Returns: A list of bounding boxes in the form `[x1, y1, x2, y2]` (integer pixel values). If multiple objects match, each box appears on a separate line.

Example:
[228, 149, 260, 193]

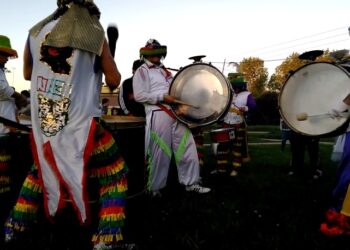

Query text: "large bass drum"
[169, 63, 232, 127]
[279, 62, 350, 137]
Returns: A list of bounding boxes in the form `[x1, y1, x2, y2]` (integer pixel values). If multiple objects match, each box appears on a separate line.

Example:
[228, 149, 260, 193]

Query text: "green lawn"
[5, 125, 348, 250]
[127, 125, 349, 250]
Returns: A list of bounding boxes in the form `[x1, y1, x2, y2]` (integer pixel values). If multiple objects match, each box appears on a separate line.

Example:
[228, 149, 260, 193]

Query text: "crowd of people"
[2, 0, 350, 250]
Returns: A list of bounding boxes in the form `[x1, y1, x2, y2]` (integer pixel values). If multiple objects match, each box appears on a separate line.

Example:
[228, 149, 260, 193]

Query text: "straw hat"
[0, 35, 18, 58]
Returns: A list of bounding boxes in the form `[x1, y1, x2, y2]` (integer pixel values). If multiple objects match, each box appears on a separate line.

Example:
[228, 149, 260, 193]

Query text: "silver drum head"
[169, 63, 232, 127]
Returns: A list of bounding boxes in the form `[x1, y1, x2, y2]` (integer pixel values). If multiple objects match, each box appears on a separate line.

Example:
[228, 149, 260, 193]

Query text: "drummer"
[133, 38, 210, 196]
[213, 73, 256, 176]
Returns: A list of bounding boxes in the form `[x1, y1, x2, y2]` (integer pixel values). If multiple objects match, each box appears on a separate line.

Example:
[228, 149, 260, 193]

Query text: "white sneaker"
[150, 190, 162, 198]
[93, 242, 115, 250]
[185, 184, 211, 194]
[313, 169, 323, 179]
[230, 170, 238, 176]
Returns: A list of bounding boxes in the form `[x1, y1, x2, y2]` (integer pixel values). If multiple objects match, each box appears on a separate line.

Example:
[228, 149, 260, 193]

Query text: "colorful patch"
[38, 93, 70, 137]
[40, 33, 73, 75]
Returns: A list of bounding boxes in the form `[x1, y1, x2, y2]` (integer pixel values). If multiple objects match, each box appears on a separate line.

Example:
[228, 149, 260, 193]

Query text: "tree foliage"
[239, 57, 268, 98]
[274, 53, 305, 86]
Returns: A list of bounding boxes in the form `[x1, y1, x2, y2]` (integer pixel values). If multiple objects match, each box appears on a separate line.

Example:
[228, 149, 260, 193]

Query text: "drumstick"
[296, 112, 332, 121]
[172, 99, 199, 109]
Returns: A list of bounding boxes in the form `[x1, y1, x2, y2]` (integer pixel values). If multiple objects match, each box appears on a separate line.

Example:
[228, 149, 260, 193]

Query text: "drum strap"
[157, 104, 176, 119]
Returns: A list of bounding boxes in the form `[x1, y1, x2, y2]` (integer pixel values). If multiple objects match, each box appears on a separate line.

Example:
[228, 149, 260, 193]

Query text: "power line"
[239, 26, 349, 55]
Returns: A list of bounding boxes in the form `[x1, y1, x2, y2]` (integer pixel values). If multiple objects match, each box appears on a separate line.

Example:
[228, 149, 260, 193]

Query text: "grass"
[5, 125, 349, 250]
[125, 125, 350, 250]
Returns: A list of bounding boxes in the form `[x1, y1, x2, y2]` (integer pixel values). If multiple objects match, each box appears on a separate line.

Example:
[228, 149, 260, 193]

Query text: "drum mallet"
[296, 111, 348, 121]
[172, 99, 199, 109]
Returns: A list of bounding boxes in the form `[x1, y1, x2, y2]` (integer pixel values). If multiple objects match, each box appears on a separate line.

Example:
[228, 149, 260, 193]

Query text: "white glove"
[328, 109, 343, 120]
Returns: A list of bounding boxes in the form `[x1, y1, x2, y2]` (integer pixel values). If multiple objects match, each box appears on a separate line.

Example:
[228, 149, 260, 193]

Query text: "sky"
[1, 0, 350, 91]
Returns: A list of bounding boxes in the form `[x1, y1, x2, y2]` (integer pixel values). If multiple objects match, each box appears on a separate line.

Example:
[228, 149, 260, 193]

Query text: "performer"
[133, 38, 210, 196]
[320, 94, 350, 235]
[0, 35, 28, 248]
[119, 59, 145, 117]
[213, 73, 256, 177]
[288, 130, 322, 179]
[4, 1, 128, 250]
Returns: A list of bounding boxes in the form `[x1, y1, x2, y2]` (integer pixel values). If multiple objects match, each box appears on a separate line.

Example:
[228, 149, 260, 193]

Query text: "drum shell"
[169, 63, 232, 128]
[210, 128, 235, 143]
[279, 62, 350, 137]
[101, 115, 146, 195]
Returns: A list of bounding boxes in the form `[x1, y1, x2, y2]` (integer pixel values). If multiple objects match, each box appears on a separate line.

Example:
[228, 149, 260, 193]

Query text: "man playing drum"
[133, 38, 210, 196]
[213, 73, 256, 177]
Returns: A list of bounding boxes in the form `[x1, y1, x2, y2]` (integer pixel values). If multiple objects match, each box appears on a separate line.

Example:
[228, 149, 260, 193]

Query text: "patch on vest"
[40, 34, 73, 75]
[38, 94, 70, 136]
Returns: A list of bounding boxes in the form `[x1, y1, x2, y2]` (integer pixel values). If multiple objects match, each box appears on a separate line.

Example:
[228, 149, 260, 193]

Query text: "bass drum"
[279, 62, 350, 137]
[169, 63, 232, 127]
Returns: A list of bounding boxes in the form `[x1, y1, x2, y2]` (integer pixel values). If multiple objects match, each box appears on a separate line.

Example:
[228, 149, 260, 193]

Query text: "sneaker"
[313, 169, 323, 179]
[93, 242, 115, 250]
[230, 170, 238, 177]
[150, 190, 162, 198]
[185, 183, 211, 193]
[93, 242, 138, 250]
[210, 169, 227, 175]
[287, 171, 294, 176]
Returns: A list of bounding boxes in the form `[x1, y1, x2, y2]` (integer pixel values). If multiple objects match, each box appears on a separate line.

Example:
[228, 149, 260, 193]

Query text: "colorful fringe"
[4, 166, 42, 239]
[88, 131, 128, 247]
[4, 128, 128, 248]
[320, 209, 350, 236]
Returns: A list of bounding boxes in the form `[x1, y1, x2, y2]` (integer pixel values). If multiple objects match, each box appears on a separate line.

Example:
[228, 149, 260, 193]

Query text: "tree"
[274, 53, 305, 85]
[239, 57, 268, 98]
[266, 74, 281, 93]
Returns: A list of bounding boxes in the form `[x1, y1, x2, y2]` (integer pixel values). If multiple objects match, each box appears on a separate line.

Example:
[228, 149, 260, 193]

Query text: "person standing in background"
[280, 117, 291, 152]
[119, 59, 145, 117]
[0, 35, 27, 248]
[212, 73, 256, 177]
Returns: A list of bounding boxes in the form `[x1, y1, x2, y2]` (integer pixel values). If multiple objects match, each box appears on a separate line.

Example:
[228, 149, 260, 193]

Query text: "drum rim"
[169, 62, 232, 127]
[210, 127, 235, 132]
[278, 61, 350, 136]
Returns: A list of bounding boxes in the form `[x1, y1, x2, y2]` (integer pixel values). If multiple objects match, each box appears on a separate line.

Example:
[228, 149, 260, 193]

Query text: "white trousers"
[145, 108, 200, 191]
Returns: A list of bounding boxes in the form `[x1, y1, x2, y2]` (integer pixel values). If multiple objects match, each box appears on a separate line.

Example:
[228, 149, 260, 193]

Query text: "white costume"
[0, 68, 17, 135]
[133, 60, 200, 192]
[28, 19, 102, 222]
[223, 91, 251, 125]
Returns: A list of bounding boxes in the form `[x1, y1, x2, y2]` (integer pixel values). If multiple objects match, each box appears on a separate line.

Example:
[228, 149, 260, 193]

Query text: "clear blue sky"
[2, 0, 350, 91]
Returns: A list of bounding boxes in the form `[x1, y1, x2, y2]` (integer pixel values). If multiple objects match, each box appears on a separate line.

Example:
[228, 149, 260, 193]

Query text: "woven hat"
[139, 39, 167, 58]
[0, 35, 18, 58]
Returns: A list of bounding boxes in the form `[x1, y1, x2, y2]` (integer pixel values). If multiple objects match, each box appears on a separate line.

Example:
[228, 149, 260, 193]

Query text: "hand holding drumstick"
[163, 95, 199, 109]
